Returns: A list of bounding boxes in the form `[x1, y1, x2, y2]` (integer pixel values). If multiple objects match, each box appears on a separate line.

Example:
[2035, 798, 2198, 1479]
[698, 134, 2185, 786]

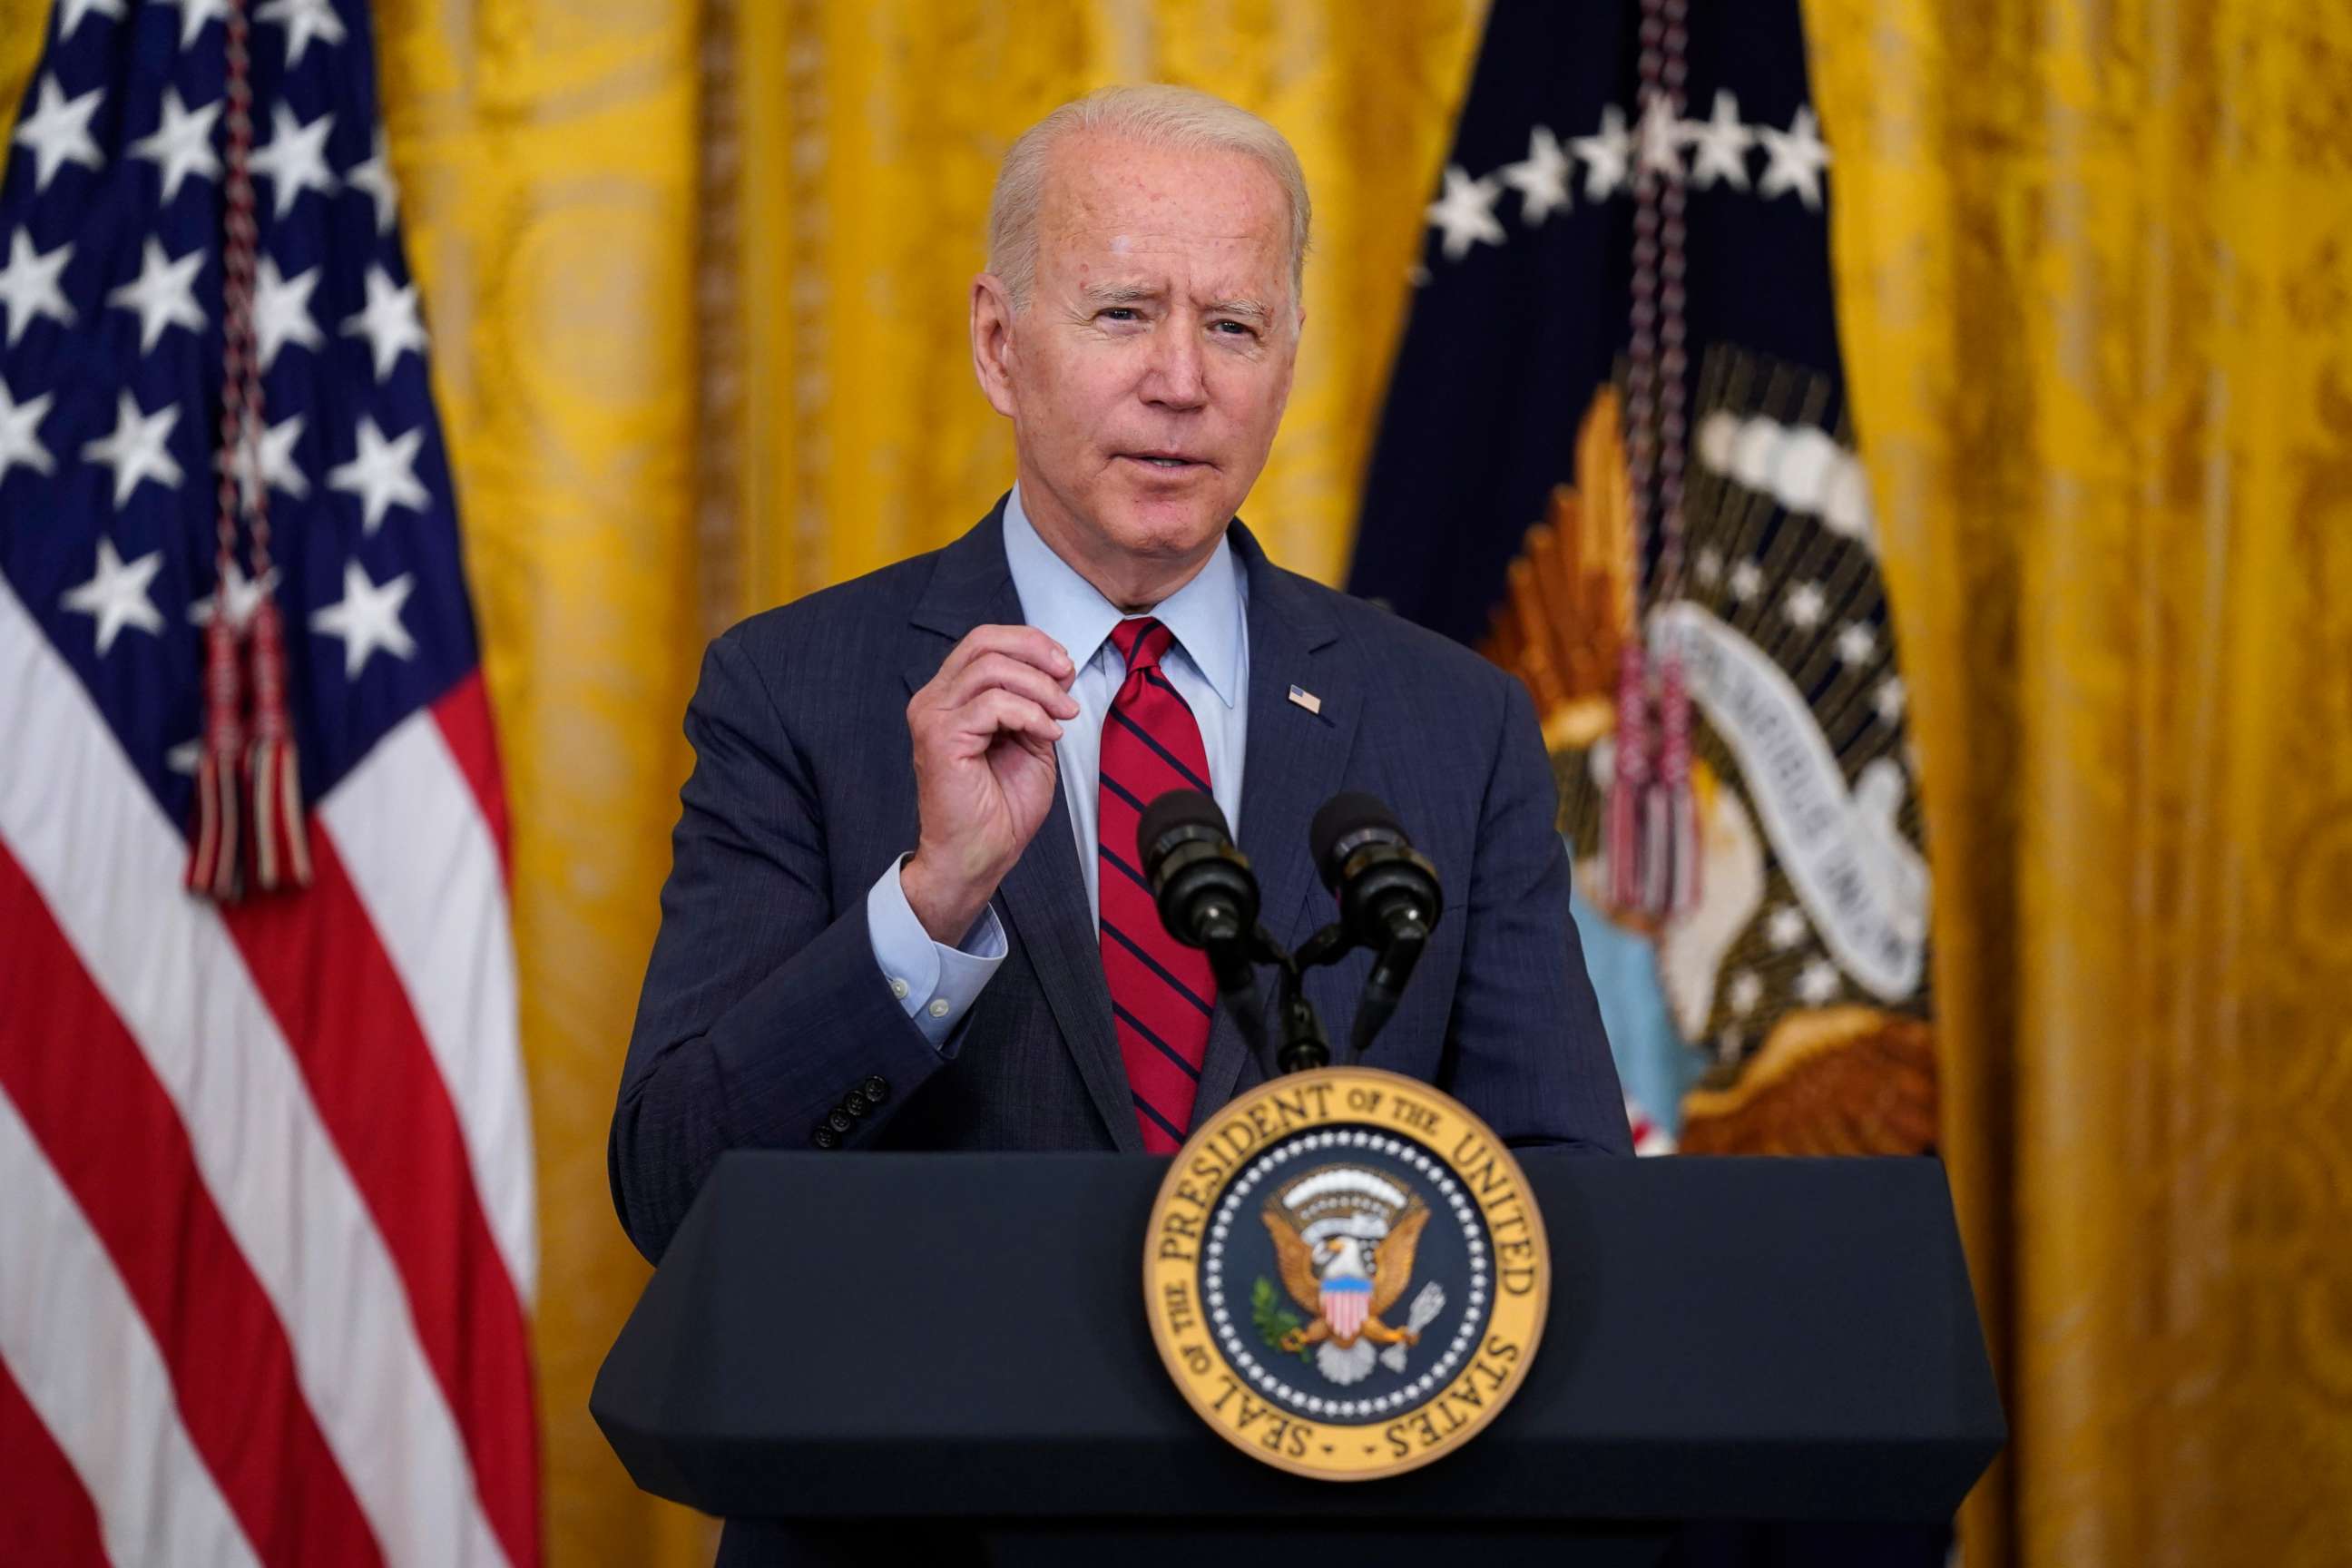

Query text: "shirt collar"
[1001, 485, 1246, 709]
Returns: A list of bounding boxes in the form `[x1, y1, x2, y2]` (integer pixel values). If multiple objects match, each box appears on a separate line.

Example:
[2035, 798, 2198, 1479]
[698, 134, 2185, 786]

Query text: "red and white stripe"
[1323, 1285, 1370, 1340]
[0, 576, 539, 1565]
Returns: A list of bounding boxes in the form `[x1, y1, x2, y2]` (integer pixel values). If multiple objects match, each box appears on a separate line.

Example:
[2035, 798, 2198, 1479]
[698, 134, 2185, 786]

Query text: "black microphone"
[1310, 792, 1443, 1054]
[1137, 789, 1259, 952]
[1137, 790, 1279, 1074]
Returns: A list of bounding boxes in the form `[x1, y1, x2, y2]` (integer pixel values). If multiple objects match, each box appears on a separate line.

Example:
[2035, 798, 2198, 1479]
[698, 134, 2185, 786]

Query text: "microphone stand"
[1230, 921, 1365, 1079]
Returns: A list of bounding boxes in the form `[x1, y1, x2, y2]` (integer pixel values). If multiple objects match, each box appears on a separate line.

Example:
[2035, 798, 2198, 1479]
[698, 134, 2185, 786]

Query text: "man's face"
[982, 132, 1300, 573]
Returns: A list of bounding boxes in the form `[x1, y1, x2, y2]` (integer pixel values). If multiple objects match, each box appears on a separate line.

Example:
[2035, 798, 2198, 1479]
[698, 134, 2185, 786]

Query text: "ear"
[970, 273, 1019, 419]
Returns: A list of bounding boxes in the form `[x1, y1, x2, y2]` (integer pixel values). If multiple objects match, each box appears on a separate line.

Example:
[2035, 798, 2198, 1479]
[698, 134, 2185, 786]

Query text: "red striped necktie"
[1095, 616, 1217, 1152]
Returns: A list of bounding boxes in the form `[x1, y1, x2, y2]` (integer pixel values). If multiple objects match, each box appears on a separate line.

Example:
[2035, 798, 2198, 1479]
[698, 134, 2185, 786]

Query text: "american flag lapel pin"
[1288, 684, 1323, 716]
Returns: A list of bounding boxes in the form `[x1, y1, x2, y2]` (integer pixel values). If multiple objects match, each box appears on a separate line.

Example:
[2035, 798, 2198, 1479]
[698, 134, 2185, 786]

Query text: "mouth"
[1117, 451, 1212, 473]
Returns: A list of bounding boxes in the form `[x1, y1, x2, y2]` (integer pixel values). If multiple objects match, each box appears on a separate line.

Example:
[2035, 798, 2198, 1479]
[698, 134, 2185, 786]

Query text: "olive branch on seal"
[1251, 1276, 1315, 1364]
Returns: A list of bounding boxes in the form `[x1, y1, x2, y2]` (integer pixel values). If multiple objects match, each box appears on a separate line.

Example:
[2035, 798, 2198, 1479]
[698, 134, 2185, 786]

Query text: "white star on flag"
[59, 536, 164, 655]
[1758, 105, 1832, 210]
[1728, 557, 1764, 603]
[129, 87, 222, 202]
[258, 0, 348, 66]
[328, 415, 429, 534]
[1726, 969, 1763, 1016]
[1424, 165, 1506, 261]
[253, 256, 325, 370]
[81, 390, 183, 506]
[54, 0, 126, 42]
[1636, 92, 1685, 182]
[106, 238, 206, 354]
[187, 559, 281, 633]
[1572, 106, 1632, 201]
[341, 265, 427, 381]
[309, 558, 417, 677]
[1796, 958, 1841, 1006]
[1686, 91, 1754, 190]
[1499, 125, 1572, 226]
[346, 127, 399, 235]
[222, 410, 309, 513]
[249, 103, 339, 219]
[11, 76, 105, 194]
[1875, 673, 1907, 724]
[1765, 904, 1808, 951]
[1784, 580, 1827, 630]
[155, 0, 231, 49]
[0, 376, 56, 484]
[1836, 622, 1877, 666]
[1694, 545, 1723, 587]
[0, 229, 76, 348]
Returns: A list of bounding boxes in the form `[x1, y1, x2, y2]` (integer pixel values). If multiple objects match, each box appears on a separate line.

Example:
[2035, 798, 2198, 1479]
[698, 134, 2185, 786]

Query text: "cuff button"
[862, 1075, 891, 1104]
[843, 1090, 871, 1116]
[810, 1126, 840, 1150]
[827, 1108, 856, 1133]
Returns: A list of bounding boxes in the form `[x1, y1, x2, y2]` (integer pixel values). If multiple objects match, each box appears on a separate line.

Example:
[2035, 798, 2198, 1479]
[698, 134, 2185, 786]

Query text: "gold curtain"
[1807, 2, 2352, 1564]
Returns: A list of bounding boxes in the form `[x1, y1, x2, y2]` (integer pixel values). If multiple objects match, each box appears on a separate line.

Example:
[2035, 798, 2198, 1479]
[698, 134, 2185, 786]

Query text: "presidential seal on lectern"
[1143, 1064, 1550, 1480]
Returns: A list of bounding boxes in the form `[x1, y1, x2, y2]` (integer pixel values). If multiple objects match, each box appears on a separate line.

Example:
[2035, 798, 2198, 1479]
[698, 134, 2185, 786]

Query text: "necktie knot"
[1111, 616, 1175, 674]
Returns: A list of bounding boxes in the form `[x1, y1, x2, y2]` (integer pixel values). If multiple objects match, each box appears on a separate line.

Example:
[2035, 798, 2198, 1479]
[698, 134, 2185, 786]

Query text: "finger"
[950, 689, 1064, 748]
[941, 652, 1083, 720]
[934, 624, 1074, 688]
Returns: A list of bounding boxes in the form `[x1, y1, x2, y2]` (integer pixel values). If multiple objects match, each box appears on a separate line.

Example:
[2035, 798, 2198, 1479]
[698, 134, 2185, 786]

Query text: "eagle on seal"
[1261, 1166, 1435, 1386]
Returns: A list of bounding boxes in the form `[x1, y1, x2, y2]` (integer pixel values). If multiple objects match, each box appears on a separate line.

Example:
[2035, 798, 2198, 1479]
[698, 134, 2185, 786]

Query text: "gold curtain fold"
[1807, 2, 2352, 1563]
[367, 3, 716, 1563]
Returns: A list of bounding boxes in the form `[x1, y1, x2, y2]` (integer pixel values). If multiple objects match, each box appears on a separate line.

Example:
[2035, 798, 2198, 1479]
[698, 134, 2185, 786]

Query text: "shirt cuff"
[865, 854, 1007, 1051]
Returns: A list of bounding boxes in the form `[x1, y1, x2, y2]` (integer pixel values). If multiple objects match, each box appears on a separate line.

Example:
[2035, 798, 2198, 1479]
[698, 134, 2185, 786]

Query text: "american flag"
[0, 1, 538, 1564]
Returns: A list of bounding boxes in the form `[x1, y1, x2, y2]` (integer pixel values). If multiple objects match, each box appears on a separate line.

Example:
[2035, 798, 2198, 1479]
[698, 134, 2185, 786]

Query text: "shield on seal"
[1321, 1277, 1371, 1339]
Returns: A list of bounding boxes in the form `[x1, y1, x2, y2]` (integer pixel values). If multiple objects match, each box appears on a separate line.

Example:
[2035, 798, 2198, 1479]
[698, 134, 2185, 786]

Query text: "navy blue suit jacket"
[612, 500, 1629, 1261]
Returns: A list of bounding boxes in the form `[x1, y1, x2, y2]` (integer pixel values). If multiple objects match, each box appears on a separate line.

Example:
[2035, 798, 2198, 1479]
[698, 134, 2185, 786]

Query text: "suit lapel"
[904, 500, 1141, 1152]
[1193, 525, 1357, 1120]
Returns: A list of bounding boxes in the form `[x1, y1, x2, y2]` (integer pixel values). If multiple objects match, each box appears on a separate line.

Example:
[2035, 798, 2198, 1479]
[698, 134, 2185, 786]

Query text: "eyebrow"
[1079, 281, 1161, 308]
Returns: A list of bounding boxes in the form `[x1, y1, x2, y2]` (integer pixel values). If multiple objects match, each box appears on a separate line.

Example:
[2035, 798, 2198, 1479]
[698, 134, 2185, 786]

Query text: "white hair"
[985, 83, 1311, 309]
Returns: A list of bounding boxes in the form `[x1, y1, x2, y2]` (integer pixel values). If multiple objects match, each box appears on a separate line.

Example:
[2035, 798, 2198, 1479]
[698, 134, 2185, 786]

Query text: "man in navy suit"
[612, 83, 1629, 1269]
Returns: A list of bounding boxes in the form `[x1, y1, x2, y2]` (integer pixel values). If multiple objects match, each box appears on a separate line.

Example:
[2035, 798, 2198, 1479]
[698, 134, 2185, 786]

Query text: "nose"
[1141, 318, 1208, 411]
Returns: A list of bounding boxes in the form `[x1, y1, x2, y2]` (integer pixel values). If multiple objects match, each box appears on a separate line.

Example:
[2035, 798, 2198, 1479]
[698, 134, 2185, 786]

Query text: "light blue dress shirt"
[865, 485, 1250, 1046]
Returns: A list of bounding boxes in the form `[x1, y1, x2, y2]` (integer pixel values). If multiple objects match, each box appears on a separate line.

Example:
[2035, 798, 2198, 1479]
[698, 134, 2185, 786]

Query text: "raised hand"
[900, 624, 1082, 942]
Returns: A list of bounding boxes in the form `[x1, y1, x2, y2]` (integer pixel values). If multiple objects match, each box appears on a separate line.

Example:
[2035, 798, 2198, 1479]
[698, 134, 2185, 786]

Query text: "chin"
[1098, 485, 1233, 560]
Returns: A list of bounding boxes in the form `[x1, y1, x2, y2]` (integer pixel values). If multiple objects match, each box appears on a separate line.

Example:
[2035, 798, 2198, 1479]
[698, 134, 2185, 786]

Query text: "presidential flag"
[1353, 0, 1936, 1161]
[0, 1, 537, 1563]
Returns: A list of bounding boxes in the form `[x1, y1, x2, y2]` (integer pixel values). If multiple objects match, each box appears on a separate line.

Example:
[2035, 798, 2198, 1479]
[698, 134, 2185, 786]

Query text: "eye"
[1099, 307, 1142, 322]
[1210, 319, 1257, 338]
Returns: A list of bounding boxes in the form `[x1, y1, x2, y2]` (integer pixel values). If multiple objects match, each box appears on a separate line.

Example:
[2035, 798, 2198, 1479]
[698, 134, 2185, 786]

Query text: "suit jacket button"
[810, 1126, 840, 1150]
[843, 1090, 871, 1116]
[862, 1075, 891, 1104]
[827, 1108, 856, 1133]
